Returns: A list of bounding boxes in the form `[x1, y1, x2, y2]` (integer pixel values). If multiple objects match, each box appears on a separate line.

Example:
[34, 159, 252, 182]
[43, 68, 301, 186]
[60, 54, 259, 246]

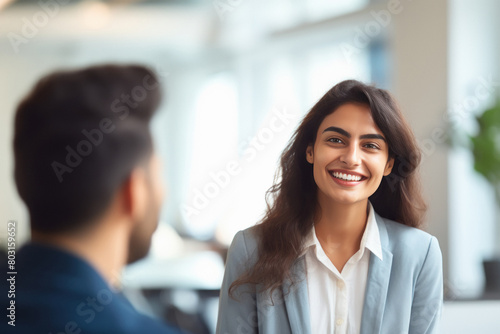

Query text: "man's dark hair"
[13, 64, 162, 233]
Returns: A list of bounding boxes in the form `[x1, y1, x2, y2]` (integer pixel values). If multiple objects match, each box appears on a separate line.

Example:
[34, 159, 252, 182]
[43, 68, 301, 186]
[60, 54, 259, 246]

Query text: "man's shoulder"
[0, 271, 182, 334]
[0, 243, 183, 334]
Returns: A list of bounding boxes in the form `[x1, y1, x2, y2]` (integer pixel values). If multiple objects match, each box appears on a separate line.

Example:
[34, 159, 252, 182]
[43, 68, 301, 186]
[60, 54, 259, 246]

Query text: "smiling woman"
[306, 103, 395, 211]
[216, 80, 443, 334]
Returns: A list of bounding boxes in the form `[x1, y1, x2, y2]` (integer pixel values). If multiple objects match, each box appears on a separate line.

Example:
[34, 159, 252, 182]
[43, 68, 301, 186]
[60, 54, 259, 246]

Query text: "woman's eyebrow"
[322, 126, 386, 142]
[360, 134, 387, 142]
[322, 126, 350, 137]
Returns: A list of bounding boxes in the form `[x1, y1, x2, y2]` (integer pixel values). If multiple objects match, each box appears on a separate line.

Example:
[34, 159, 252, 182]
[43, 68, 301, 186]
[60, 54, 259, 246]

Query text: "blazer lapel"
[360, 213, 393, 334]
[282, 256, 311, 334]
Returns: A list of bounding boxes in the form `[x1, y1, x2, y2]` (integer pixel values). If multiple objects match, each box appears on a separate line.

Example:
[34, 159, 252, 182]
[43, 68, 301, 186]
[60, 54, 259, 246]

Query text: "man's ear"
[122, 166, 148, 222]
[306, 145, 314, 164]
[383, 156, 395, 176]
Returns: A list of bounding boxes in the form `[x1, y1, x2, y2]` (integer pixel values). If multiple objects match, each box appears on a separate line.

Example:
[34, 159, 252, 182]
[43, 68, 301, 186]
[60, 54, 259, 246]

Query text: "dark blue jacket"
[1, 243, 183, 334]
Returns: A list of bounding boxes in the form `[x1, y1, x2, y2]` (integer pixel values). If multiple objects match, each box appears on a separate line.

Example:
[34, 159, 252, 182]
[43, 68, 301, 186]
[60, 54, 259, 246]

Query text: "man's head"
[13, 64, 164, 263]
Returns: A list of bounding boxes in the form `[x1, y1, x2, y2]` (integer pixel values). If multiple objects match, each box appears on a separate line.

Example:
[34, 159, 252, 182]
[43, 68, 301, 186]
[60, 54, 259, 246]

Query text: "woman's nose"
[340, 144, 361, 166]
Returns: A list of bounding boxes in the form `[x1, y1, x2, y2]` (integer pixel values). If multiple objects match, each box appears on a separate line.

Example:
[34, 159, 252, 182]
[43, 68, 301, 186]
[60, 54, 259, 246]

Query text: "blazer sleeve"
[216, 230, 259, 334]
[409, 236, 444, 334]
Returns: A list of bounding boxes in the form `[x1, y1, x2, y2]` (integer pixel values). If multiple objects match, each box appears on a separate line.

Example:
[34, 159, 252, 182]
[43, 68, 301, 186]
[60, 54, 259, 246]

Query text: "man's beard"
[126, 191, 160, 264]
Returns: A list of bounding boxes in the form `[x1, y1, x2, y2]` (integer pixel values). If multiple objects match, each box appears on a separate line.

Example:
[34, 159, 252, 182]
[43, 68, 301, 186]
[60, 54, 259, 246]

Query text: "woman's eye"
[327, 138, 343, 144]
[364, 143, 379, 149]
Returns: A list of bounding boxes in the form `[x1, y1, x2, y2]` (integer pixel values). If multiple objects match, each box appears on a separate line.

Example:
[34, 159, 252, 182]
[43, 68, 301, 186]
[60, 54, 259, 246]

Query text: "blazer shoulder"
[236, 225, 260, 251]
[379, 216, 441, 260]
[380, 216, 434, 242]
[226, 225, 261, 268]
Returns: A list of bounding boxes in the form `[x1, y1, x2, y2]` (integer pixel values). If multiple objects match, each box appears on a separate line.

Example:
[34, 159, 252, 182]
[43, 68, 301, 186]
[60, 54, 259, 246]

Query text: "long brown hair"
[229, 79, 426, 297]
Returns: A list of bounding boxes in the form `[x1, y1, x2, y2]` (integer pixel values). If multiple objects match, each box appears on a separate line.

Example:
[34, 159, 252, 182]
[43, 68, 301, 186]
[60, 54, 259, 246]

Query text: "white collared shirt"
[303, 202, 383, 334]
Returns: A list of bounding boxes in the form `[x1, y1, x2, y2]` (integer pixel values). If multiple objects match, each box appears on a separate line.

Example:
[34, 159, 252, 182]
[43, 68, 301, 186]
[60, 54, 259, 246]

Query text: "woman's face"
[306, 102, 394, 206]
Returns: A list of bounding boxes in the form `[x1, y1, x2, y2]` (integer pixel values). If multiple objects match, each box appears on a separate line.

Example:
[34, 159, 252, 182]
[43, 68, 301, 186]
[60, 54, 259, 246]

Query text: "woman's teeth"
[332, 171, 362, 181]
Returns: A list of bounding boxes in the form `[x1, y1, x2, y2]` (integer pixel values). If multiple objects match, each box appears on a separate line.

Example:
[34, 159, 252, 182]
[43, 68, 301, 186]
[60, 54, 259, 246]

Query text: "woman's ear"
[384, 157, 395, 176]
[306, 145, 314, 164]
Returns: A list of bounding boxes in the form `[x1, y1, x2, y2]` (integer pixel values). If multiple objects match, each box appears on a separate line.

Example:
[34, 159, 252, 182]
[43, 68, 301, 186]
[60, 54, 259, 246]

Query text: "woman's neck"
[314, 195, 369, 249]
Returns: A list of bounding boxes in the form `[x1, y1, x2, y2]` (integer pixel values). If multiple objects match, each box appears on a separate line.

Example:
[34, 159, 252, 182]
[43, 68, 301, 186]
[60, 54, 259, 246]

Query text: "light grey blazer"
[216, 212, 443, 334]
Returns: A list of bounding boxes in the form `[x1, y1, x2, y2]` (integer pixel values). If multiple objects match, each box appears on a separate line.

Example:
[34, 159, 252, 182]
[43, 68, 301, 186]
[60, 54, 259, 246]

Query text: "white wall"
[391, 0, 450, 282]
[442, 300, 500, 333]
[447, 0, 500, 297]
[391, 0, 500, 298]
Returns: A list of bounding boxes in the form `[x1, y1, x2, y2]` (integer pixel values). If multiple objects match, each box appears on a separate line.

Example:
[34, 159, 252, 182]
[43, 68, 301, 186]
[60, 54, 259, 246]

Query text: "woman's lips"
[329, 170, 367, 186]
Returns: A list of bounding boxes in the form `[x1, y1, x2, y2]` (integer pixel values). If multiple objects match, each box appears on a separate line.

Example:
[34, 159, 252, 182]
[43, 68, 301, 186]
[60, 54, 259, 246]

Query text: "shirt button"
[338, 281, 345, 290]
[336, 318, 344, 326]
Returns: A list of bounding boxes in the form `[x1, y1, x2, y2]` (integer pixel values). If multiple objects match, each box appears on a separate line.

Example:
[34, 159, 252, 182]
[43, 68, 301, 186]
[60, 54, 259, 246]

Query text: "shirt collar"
[301, 201, 383, 261]
[362, 201, 383, 260]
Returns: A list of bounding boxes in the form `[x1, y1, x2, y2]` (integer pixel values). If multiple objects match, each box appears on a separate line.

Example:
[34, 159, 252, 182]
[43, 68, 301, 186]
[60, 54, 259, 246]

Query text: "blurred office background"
[1, 0, 500, 332]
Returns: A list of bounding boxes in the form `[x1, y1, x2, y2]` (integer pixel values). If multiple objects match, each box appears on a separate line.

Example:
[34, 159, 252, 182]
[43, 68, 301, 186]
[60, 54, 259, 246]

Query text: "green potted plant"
[470, 100, 500, 298]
